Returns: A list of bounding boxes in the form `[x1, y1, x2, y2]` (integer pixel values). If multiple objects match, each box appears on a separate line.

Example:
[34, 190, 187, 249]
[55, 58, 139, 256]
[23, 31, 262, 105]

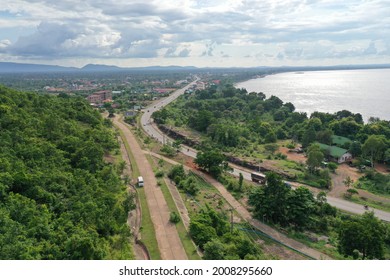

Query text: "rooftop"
[332, 135, 352, 146]
[318, 143, 348, 158]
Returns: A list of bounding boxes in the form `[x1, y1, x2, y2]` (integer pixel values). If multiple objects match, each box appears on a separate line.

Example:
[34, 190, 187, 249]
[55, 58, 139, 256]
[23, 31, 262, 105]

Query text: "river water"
[236, 68, 390, 122]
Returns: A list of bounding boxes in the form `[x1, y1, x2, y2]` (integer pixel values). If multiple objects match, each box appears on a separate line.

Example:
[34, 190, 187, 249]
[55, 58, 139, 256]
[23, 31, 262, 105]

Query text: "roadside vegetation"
[167, 164, 271, 259]
[247, 172, 390, 259]
[146, 156, 201, 260]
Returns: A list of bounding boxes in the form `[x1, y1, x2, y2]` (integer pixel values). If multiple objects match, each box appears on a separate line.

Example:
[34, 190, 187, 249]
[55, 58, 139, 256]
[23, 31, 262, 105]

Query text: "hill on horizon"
[0, 61, 390, 73]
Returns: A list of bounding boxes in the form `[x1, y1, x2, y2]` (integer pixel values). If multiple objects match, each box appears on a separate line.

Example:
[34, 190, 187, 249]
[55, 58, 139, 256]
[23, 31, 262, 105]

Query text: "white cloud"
[0, 0, 389, 66]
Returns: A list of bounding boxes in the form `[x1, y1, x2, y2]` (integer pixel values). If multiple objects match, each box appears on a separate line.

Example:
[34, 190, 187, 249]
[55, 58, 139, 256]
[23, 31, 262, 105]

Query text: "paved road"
[141, 78, 199, 144]
[113, 115, 188, 260]
[140, 81, 390, 223]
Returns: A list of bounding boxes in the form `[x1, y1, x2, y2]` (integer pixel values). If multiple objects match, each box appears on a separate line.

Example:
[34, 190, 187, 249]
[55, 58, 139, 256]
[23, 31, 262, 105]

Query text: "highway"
[140, 80, 390, 223]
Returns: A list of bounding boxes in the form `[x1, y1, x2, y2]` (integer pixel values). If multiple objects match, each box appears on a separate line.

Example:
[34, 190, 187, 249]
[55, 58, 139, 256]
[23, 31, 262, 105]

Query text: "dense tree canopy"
[154, 85, 389, 163]
[0, 86, 133, 259]
[338, 212, 386, 259]
[248, 172, 336, 229]
[189, 206, 263, 259]
[194, 149, 228, 177]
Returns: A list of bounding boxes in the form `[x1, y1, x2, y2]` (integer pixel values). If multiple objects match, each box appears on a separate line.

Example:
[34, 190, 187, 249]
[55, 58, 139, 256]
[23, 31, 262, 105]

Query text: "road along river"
[140, 80, 390, 223]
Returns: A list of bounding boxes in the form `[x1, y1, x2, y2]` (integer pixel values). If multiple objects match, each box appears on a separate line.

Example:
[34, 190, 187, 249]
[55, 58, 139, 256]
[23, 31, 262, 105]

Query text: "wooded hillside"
[0, 86, 133, 259]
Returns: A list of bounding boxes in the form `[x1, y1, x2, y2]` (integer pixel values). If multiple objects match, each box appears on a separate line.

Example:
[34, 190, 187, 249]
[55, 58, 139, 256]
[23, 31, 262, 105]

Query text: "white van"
[137, 176, 144, 187]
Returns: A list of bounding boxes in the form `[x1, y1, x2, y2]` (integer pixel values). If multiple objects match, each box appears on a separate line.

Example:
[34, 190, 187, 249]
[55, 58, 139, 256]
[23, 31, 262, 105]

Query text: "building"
[331, 135, 352, 147]
[124, 110, 137, 117]
[86, 90, 112, 104]
[318, 143, 353, 163]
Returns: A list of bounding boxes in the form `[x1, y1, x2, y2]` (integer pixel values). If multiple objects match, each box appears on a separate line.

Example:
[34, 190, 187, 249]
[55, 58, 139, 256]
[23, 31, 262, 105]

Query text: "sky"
[0, 0, 389, 68]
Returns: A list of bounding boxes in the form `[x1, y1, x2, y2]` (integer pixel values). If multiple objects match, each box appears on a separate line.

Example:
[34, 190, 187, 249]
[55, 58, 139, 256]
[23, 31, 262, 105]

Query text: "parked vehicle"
[137, 176, 144, 187]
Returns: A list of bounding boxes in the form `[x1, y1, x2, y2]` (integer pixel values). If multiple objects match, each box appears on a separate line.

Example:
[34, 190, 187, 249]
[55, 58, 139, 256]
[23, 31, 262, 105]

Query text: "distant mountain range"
[0, 62, 199, 73]
[0, 61, 389, 73]
[0, 62, 78, 73]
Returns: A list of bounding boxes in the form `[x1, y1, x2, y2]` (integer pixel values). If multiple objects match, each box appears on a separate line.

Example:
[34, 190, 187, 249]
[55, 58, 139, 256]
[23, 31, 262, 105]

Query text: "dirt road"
[113, 115, 187, 260]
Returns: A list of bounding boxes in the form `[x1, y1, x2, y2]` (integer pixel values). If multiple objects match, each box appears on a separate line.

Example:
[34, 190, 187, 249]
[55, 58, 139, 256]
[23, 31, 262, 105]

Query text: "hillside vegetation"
[0, 86, 134, 259]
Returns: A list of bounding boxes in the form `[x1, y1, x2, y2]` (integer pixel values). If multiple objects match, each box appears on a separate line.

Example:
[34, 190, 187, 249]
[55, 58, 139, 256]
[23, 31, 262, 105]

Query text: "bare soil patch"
[279, 147, 306, 163]
[330, 164, 390, 204]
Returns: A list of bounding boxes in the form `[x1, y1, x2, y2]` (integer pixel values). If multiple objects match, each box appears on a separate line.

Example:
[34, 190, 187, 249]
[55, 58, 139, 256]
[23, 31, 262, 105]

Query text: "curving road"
[140, 80, 390, 223]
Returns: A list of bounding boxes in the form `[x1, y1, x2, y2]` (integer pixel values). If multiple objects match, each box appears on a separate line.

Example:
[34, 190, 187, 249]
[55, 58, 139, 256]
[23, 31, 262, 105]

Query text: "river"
[236, 68, 390, 122]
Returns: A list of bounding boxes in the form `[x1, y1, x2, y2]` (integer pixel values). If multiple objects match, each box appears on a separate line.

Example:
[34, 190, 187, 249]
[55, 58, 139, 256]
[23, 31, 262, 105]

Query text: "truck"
[137, 176, 144, 187]
[250, 172, 266, 184]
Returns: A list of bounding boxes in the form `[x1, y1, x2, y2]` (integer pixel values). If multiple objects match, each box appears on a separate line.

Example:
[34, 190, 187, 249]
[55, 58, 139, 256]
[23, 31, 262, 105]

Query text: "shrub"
[169, 212, 181, 224]
[155, 170, 164, 178]
[160, 144, 176, 157]
[287, 143, 295, 149]
[168, 165, 186, 184]
[327, 162, 338, 173]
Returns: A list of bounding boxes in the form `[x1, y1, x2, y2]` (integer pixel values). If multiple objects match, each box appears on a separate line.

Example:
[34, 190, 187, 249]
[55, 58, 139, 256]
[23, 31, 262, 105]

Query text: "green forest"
[0, 86, 133, 259]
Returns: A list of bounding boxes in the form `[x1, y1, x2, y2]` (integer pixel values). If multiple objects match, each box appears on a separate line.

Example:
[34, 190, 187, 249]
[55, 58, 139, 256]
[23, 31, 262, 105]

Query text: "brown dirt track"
[113, 115, 187, 260]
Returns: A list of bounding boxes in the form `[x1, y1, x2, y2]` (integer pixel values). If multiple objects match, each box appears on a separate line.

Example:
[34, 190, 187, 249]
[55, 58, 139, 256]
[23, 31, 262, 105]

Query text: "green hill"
[0, 86, 133, 259]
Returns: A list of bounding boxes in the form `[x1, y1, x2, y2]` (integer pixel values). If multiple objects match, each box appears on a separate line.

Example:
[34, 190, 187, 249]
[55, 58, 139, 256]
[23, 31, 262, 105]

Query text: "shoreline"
[234, 68, 390, 123]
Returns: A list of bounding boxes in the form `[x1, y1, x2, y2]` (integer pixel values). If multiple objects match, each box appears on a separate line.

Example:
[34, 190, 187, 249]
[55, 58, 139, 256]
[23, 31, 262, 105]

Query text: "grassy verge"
[115, 122, 161, 260]
[346, 195, 390, 212]
[146, 155, 201, 260]
[287, 231, 345, 260]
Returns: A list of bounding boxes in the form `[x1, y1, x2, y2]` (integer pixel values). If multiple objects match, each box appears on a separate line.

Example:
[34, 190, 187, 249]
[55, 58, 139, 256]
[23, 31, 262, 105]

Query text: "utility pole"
[230, 208, 234, 234]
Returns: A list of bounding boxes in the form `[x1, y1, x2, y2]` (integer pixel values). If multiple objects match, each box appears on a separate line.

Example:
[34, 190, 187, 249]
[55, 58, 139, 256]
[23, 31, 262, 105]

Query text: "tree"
[301, 126, 316, 148]
[338, 212, 385, 259]
[195, 149, 228, 177]
[349, 141, 362, 157]
[316, 191, 327, 205]
[345, 188, 359, 199]
[264, 143, 279, 155]
[307, 117, 323, 131]
[384, 148, 390, 164]
[248, 172, 291, 226]
[238, 173, 244, 191]
[189, 221, 218, 249]
[362, 135, 387, 167]
[264, 95, 283, 111]
[343, 176, 354, 188]
[203, 239, 228, 260]
[316, 129, 333, 145]
[178, 175, 200, 196]
[168, 164, 186, 184]
[188, 110, 214, 132]
[284, 102, 295, 112]
[330, 117, 362, 138]
[264, 131, 277, 143]
[306, 144, 324, 173]
[287, 187, 316, 228]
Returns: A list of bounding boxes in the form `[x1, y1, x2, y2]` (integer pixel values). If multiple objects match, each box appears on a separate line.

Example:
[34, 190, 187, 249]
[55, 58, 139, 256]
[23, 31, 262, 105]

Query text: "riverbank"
[235, 68, 390, 122]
